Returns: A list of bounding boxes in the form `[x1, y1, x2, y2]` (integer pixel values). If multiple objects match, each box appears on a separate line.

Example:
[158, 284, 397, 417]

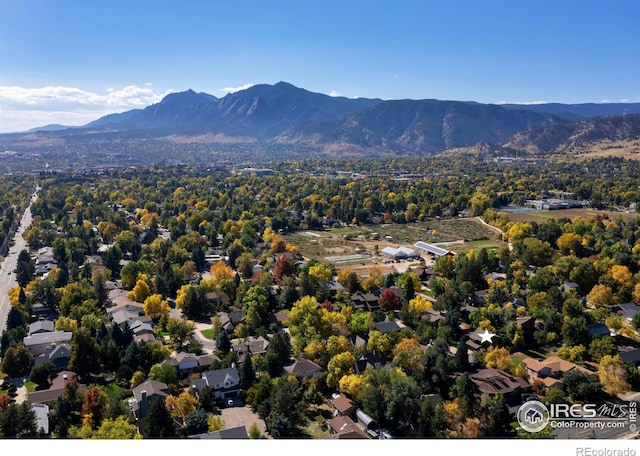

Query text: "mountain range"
[12, 82, 640, 155]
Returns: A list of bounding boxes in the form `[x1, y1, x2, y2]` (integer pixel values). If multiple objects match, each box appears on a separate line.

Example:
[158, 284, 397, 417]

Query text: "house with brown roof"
[206, 291, 231, 308]
[470, 368, 530, 399]
[523, 355, 594, 382]
[283, 359, 322, 378]
[330, 395, 357, 418]
[324, 416, 369, 440]
[28, 371, 86, 404]
[268, 312, 290, 331]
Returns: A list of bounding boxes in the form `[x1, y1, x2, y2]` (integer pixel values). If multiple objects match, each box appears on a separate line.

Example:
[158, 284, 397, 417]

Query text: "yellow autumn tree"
[611, 265, 633, 289]
[633, 283, 640, 305]
[338, 374, 365, 400]
[361, 265, 383, 292]
[143, 293, 171, 319]
[210, 261, 234, 284]
[165, 392, 198, 422]
[326, 335, 350, 358]
[367, 330, 391, 357]
[208, 415, 225, 431]
[326, 352, 356, 388]
[587, 284, 613, 308]
[484, 346, 512, 371]
[598, 355, 631, 396]
[409, 296, 433, 314]
[556, 232, 583, 255]
[127, 275, 152, 303]
[308, 263, 333, 284]
[55, 316, 78, 333]
[392, 338, 425, 377]
[303, 339, 326, 365]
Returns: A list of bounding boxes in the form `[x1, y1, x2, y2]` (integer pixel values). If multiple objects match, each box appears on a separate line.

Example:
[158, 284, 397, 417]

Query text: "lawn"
[300, 404, 333, 439]
[23, 381, 37, 393]
[506, 208, 639, 224]
[200, 329, 214, 340]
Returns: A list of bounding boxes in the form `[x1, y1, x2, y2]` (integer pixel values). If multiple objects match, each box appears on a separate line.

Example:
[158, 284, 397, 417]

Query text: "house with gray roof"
[23, 331, 73, 356]
[607, 302, 640, 322]
[130, 379, 170, 420]
[374, 320, 404, 334]
[191, 367, 240, 400]
[34, 343, 71, 369]
[32, 403, 50, 434]
[188, 425, 249, 439]
[28, 319, 55, 335]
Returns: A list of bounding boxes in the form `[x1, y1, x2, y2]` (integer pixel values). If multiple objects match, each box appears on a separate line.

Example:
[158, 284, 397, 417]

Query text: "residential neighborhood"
[0, 162, 639, 441]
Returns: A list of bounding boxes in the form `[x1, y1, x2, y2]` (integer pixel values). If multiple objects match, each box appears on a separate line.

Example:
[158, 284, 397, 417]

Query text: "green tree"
[239, 359, 255, 389]
[29, 361, 57, 388]
[360, 368, 421, 433]
[69, 327, 101, 379]
[0, 401, 38, 438]
[1, 344, 33, 378]
[149, 363, 178, 386]
[186, 408, 209, 435]
[143, 397, 177, 438]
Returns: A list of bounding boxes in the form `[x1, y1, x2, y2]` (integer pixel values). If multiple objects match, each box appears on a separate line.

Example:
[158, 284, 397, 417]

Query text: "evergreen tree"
[197, 385, 215, 413]
[239, 358, 255, 389]
[215, 330, 231, 354]
[69, 327, 101, 379]
[55, 261, 69, 288]
[143, 397, 177, 438]
[192, 243, 205, 271]
[0, 402, 38, 438]
[6, 306, 25, 331]
[18, 287, 27, 306]
[186, 408, 209, 435]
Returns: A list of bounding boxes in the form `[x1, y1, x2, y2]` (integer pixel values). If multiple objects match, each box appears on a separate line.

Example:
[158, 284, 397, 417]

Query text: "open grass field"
[505, 208, 639, 224]
[286, 218, 505, 276]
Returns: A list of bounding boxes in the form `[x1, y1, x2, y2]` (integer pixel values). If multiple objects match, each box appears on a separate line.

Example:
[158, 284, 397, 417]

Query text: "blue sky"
[0, 0, 638, 132]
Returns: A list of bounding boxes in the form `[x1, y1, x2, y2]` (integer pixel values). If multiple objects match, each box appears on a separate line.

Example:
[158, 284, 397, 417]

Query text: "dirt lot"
[219, 404, 270, 438]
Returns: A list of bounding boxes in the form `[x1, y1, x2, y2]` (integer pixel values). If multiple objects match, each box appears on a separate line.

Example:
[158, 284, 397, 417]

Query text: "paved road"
[0, 189, 37, 334]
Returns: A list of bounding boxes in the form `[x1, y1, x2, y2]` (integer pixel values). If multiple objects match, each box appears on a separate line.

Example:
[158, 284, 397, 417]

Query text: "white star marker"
[478, 329, 496, 344]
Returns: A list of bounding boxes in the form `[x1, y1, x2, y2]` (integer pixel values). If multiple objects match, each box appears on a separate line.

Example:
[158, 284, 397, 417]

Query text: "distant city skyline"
[1, 0, 638, 133]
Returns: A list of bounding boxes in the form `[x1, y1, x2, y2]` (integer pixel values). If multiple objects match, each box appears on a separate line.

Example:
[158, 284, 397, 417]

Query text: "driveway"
[219, 405, 270, 438]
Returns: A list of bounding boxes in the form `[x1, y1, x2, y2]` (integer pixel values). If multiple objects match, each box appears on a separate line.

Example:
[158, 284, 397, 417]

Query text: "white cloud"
[601, 99, 611, 103]
[495, 100, 549, 105]
[620, 98, 629, 103]
[219, 83, 254, 94]
[0, 84, 176, 133]
[329, 90, 341, 97]
[144, 82, 153, 86]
